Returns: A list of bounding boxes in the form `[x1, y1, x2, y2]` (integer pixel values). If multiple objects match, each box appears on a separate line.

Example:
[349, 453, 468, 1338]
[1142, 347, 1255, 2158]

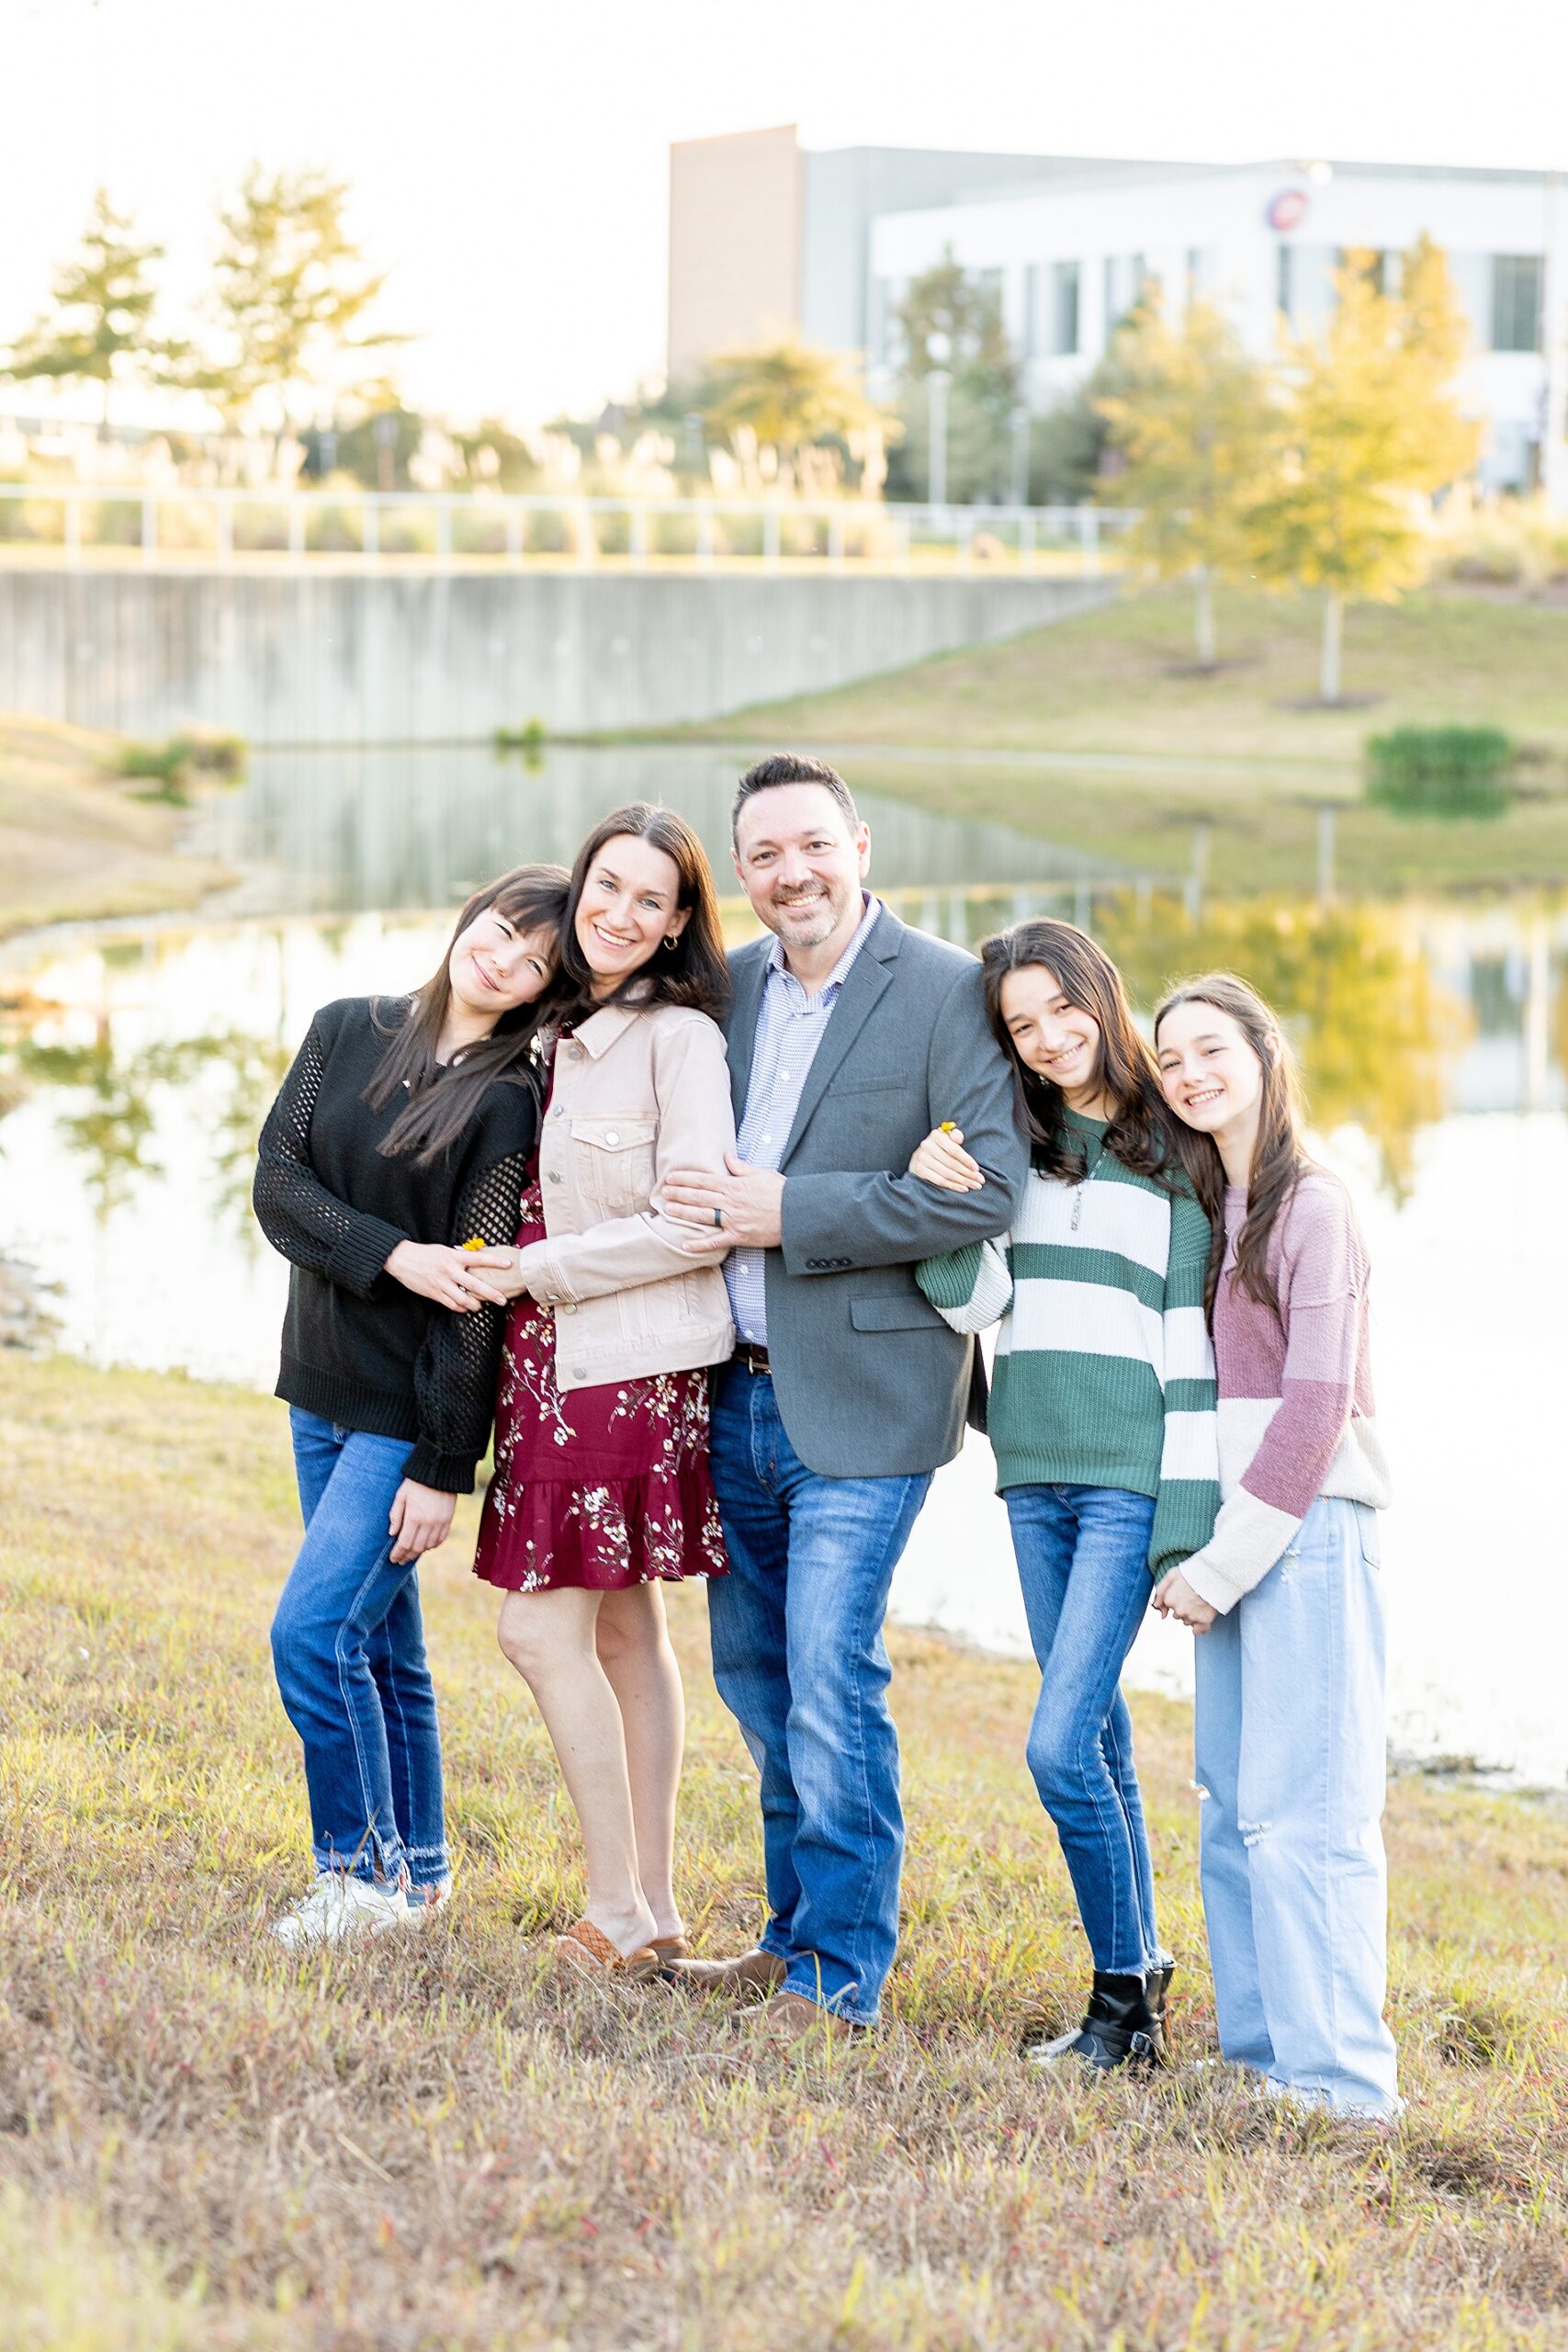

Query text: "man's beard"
[773, 885, 847, 946]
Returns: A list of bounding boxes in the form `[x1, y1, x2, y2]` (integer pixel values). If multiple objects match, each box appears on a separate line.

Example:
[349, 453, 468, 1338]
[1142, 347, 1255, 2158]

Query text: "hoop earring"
[663, 933, 680, 952]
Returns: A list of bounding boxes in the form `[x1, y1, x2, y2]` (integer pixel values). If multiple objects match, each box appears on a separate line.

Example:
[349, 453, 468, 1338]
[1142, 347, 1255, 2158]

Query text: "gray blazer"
[724, 904, 1027, 1478]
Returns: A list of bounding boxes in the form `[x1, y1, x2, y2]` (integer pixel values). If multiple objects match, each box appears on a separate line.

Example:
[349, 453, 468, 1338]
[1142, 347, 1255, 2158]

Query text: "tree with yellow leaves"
[1247, 238, 1482, 702]
[698, 337, 894, 494]
[1097, 892, 1462, 1201]
[1098, 300, 1275, 669]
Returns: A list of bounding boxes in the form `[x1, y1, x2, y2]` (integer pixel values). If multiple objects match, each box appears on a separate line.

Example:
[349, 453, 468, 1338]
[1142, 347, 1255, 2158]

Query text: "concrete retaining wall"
[0, 566, 1110, 743]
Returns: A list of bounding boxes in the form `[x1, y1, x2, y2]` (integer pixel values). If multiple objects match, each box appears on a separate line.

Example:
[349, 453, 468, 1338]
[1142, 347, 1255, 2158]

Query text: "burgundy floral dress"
[472, 1170, 728, 1594]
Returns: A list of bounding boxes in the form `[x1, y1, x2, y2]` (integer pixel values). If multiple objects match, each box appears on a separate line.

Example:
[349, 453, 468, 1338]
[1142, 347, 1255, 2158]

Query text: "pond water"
[4, 742, 1566, 1786]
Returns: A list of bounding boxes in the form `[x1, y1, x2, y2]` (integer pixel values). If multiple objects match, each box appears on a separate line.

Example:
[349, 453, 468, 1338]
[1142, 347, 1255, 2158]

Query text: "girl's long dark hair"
[365, 863, 571, 1164]
[979, 919, 1179, 1185]
[555, 802, 729, 1024]
[1154, 970, 1311, 1323]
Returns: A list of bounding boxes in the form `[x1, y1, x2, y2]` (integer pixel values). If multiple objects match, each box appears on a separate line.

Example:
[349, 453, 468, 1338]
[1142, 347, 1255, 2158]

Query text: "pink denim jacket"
[513, 1000, 736, 1393]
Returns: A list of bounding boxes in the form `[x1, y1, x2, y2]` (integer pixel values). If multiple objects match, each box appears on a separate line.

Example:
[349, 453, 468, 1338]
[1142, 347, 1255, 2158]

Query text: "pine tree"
[1246, 243, 1482, 701]
[191, 165, 407, 460]
[3, 190, 181, 435]
[1098, 300, 1275, 667]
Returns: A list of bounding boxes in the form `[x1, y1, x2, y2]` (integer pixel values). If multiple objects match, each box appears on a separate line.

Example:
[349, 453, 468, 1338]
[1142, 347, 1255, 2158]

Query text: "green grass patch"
[1, 1353, 1565, 2348]
[838, 747, 1568, 894]
[112, 731, 248, 799]
[494, 717, 548, 762]
[684, 585, 1568, 771]
[1366, 724, 1516, 820]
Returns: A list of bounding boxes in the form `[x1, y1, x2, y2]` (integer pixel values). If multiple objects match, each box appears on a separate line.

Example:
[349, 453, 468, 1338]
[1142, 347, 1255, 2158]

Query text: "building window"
[1278, 246, 1337, 334]
[1052, 261, 1080, 356]
[1492, 254, 1543, 353]
[1446, 252, 1491, 350]
[869, 277, 906, 367]
[1022, 263, 1042, 357]
[1103, 253, 1157, 340]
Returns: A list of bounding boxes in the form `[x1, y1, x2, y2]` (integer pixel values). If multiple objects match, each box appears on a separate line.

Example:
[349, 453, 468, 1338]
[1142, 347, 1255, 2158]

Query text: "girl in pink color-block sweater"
[1150, 972, 1399, 2120]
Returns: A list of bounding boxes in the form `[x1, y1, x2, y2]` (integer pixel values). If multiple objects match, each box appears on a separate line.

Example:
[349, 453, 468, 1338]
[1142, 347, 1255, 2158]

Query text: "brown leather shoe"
[752, 1988, 859, 2046]
[662, 1947, 786, 2001]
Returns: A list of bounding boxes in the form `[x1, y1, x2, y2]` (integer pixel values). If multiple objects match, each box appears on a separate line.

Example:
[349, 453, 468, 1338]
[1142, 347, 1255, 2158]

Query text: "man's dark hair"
[731, 752, 860, 843]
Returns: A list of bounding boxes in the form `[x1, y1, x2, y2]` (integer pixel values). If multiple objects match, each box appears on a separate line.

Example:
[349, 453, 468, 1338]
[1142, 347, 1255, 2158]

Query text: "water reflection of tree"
[1094, 895, 1467, 1199]
[205, 1035, 295, 1234]
[6, 1028, 292, 1227]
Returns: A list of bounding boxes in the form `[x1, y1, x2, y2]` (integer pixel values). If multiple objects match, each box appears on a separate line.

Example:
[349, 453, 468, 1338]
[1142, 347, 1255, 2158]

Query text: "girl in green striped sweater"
[912, 920, 1220, 2072]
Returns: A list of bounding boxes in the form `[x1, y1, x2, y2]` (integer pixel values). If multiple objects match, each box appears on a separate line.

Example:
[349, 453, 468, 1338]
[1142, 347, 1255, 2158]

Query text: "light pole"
[1543, 168, 1568, 514]
[927, 329, 952, 509]
[1010, 404, 1031, 506]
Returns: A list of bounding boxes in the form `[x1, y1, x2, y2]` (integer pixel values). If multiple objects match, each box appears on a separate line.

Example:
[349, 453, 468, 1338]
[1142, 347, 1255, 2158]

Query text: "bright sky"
[5, 0, 1567, 425]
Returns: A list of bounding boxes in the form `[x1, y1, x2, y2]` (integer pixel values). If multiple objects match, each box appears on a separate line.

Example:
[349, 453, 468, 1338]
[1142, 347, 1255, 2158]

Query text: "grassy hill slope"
[0, 715, 231, 939]
[690, 586, 1568, 769]
[1, 1354, 1564, 2349]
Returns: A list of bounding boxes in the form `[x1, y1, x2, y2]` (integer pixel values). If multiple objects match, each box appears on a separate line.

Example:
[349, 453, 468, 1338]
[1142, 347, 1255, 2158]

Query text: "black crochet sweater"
[253, 997, 538, 1492]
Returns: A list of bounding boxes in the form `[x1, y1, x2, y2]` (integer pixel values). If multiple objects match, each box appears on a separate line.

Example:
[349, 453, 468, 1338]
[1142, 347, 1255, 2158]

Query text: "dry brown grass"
[0, 715, 231, 939]
[2, 1353, 1565, 2350]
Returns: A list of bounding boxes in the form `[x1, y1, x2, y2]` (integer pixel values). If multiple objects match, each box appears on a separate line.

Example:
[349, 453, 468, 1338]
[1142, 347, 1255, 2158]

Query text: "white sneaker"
[405, 1878, 453, 1928]
[270, 1873, 409, 1949]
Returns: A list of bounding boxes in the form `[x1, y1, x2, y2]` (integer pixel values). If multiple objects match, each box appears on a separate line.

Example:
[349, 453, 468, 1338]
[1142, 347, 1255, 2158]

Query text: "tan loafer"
[550, 1917, 660, 1982]
[662, 1946, 787, 2001]
[752, 1987, 861, 2046]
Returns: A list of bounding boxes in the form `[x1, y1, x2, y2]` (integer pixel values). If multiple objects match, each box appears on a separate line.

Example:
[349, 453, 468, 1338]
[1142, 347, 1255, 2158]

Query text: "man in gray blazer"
[663, 752, 1026, 2039]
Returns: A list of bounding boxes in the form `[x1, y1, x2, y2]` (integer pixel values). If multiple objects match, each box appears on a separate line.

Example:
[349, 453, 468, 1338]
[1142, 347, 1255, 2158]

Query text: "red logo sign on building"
[1267, 188, 1310, 232]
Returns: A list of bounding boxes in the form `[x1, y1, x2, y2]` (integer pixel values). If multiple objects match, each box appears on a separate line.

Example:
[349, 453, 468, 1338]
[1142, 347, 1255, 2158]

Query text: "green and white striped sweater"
[915, 1111, 1222, 1581]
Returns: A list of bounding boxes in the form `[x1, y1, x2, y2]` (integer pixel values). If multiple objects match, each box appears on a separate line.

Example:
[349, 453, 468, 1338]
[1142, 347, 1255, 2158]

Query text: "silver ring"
[713, 1207, 724, 1229]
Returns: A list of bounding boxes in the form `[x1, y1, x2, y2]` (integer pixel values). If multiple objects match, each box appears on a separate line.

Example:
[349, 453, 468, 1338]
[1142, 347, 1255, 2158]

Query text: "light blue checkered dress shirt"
[724, 894, 882, 1346]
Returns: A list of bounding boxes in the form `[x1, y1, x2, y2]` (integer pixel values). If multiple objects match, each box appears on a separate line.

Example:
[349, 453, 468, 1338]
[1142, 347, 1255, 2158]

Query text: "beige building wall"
[667, 126, 803, 381]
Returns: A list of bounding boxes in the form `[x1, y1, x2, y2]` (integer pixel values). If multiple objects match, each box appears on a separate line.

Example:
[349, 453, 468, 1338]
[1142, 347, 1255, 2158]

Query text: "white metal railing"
[0, 484, 1134, 576]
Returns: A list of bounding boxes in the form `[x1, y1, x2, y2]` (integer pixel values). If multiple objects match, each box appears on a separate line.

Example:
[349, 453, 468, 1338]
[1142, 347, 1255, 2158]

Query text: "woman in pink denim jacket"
[458, 803, 737, 1979]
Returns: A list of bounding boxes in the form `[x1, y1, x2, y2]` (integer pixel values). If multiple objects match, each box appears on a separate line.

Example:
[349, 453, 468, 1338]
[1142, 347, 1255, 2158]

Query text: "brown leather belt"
[731, 1342, 772, 1375]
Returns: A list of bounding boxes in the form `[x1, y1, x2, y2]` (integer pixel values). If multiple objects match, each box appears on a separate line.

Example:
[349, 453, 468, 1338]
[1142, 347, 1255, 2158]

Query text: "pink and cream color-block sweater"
[1174, 1170, 1391, 1615]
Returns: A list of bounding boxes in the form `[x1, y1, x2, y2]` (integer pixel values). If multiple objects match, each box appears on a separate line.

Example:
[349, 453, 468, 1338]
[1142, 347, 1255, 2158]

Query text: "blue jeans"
[706, 1366, 931, 2026]
[1195, 1495, 1399, 2119]
[1006, 1483, 1163, 1978]
[270, 1408, 450, 1890]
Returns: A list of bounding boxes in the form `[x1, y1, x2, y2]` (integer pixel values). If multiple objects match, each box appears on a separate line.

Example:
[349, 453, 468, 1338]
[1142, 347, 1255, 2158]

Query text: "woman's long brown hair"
[1153, 971, 1311, 1322]
[364, 863, 571, 1163]
[555, 802, 729, 1025]
[978, 919, 1179, 1185]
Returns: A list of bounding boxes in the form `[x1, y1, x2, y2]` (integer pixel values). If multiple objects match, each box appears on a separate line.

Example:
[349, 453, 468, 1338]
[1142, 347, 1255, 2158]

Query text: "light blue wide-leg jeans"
[1194, 1494, 1399, 2119]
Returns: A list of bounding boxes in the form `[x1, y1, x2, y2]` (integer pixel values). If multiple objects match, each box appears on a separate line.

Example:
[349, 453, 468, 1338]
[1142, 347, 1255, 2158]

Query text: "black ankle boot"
[1022, 1970, 1167, 2072]
[1148, 1959, 1176, 2022]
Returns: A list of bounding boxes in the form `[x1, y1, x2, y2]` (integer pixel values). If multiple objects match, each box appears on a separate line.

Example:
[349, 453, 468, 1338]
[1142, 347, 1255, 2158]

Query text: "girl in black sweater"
[254, 863, 569, 1947]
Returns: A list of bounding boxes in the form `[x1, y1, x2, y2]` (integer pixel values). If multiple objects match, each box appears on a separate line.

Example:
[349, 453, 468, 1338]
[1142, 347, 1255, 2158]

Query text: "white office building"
[665, 128, 1122, 383]
[867, 159, 1567, 496]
